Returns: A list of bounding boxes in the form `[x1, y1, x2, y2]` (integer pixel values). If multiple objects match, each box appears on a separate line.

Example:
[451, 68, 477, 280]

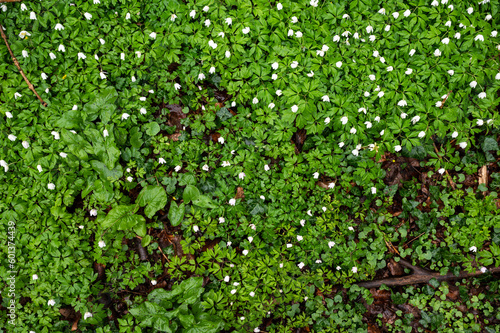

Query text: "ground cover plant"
[1, 0, 500, 332]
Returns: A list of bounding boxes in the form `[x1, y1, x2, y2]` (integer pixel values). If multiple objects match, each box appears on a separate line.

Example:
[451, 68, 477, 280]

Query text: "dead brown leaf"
[235, 187, 245, 199]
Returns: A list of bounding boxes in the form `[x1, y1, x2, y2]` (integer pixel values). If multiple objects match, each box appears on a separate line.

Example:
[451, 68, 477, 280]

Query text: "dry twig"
[0, 25, 47, 106]
[0, 0, 23, 3]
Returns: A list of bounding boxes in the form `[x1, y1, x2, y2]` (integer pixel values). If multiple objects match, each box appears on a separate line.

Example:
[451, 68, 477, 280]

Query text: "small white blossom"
[478, 92, 487, 99]
[295, 31, 303, 38]
[364, 91, 370, 97]
[198, 73, 205, 80]
[127, 176, 133, 182]
[477, 119, 484, 126]
[371, 187, 377, 194]
[48, 183, 56, 190]
[434, 49, 441, 56]
[469, 246, 477, 252]
[475, 35, 484, 42]
[264, 165, 270, 171]
[242, 27, 250, 34]
[291, 105, 298, 113]
[387, 66, 394, 72]
[418, 131, 426, 138]
[121, 113, 130, 120]
[352, 267, 358, 273]
[238, 172, 246, 180]
[459, 142, 467, 149]
[333, 35, 340, 42]
[54, 23, 65, 31]
[339, 142, 345, 148]
[297, 235, 303, 241]
[341, 116, 348, 125]
[98, 240, 106, 248]
[49, 52, 56, 60]
[392, 12, 399, 19]
[276, 90, 282, 96]
[48, 299, 56, 306]
[277, 3, 283, 10]
[352, 149, 359, 156]
[324, 117, 331, 124]
[313, 172, 319, 179]
[229, 198, 236, 206]
[307, 71, 314, 77]
[369, 74, 376, 81]
[350, 127, 357, 134]
[378, 91, 385, 98]
[480, 267, 487, 273]
[298, 262, 305, 269]
[403, 9, 411, 17]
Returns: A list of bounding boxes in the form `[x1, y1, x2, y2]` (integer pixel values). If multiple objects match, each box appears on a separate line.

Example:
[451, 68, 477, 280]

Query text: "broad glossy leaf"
[137, 185, 168, 218]
[168, 201, 185, 226]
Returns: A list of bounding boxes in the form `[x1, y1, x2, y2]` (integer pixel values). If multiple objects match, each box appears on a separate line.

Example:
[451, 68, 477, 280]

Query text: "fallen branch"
[357, 259, 500, 289]
[0, 0, 23, 2]
[0, 25, 47, 107]
[432, 142, 456, 190]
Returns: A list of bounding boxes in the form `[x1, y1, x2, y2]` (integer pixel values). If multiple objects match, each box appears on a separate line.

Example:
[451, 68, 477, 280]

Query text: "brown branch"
[439, 90, 452, 109]
[0, 0, 22, 2]
[433, 142, 456, 190]
[357, 264, 500, 289]
[0, 25, 47, 107]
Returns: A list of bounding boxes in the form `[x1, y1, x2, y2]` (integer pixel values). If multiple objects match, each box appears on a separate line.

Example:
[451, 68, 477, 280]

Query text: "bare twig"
[0, 0, 23, 3]
[439, 90, 452, 109]
[0, 25, 47, 107]
[357, 265, 500, 289]
[433, 142, 456, 190]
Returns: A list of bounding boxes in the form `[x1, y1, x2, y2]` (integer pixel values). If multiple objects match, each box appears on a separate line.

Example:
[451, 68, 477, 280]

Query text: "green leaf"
[179, 313, 195, 328]
[90, 160, 123, 182]
[482, 137, 499, 152]
[183, 185, 200, 203]
[184, 318, 224, 333]
[134, 218, 147, 237]
[216, 107, 233, 121]
[137, 185, 168, 218]
[54, 110, 82, 129]
[141, 235, 152, 247]
[144, 122, 161, 136]
[192, 195, 216, 208]
[168, 201, 185, 226]
[101, 205, 143, 230]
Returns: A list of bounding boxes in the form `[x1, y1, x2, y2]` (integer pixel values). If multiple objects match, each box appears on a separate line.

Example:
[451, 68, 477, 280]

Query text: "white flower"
[22, 50, 28, 58]
[491, 31, 498, 37]
[291, 105, 298, 113]
[298, 262, 305, 269]
[127, 176, 133, 182]
[317, 50, 325, 57]
[139, 108, 147, 115]
[324, 117, 331, 124]
[387, 66, 393, 72]
[21, 141, 29, 149]
[384, 25, 391, 32]
[48, 299, 56, 306]
[467, 7, 473, 14]
[225, 50, 231, 58]
[469, 246, 477, 252]
[369, 35, 376, 42]
[350, 127, 357, 134]
[352, 267, 358, 273]
[394, 145, 402, 152]
[480, 267, 487, 273]
[198, 73, 205, 80]
[121, 113, 130, 120]
[476, 119, 484, 126]
[242, 249, 249, 255]
[32, 274, 39, 280]
[409, 49, 416, 56]
[242, 27, 250, 34]
[203, 5, 209, 12]
[78, 52, 86, 60]
[475, 35, 484, 42]
[20, 4, 27, 11]
[5, 111, 12, 119]
[478, 92, 486, 99]
[135, 51, 141, 58]
[297, 235, 303, 241]
[378, 91, 385, 98]
[374, 116, 381, 122]
[295, 31, 303, 38]
[276, 90, 282, 96]
[84, 12, 92, 20]
[37, 165, 43, 172]
[48, 183, 55, 190]
[264, 165, 270, 171]
[290, 60, 299, 69]
[336, 61, 342, 68]
[238, 172, 246, 180]
[435, 101, 442, 107]
[333, 35, 340, 42]
[310, 0, 319, 7]
[229, 198, 236, 206]
[434, 49, 441, 56]
[189, 10, 196, 18]
[371, 187, 377, 194]
[157, 157, 166, 165]
[173, 165, 181, 172]
[369, 74, 376, 81]
[452, 131, 458, 138]
[438, 168, 445, 175]
[364, 91, 370, 97]
[59, 152, 67, 158]
[291, 16, 298, 24]
[100, 72, 107, 80]
[218, 137, 225, 144]
[277, 3, 283, 10]
[353, 32, 359, 39]
[404, 68, 414, 75]
[89, 209, 98, 217]
[365, 121, 372, 128]
[352, 149, 359, 156]
[397, 100, 408, 107]
[225, 17, 232, 25]
[459, 142, 467, 149]
[49, 52, 56, 60]
[125, 12, 131, 19]
[170, 14, 177, 22]
[193, 225, 199, 232]
[313, 172, 319, 179]
[379, 8, 386, 14]
[404, 9, 411, 17]
[374, 85, 381, 91]
[222, 161, 231, 167]
[338, 142, 345, 148]
[19, 31, 31, 38]
[447, 69, 455, 76]
[307, 71, 314, 77]
[267, 103, 275, 109]
[418, 131, 426, 138]
[253, 97, 259, 104]
[54, 23, 65, 31]
[496, 73, 500, 80]
[392, 12, 399, 19]
[366, 25, 373, 33]
[379, 56, 385, 63]
[411, 116, 420, 124]
[341, 116, 348, 125]
[174, 83, 181, 91]
[208, 40, 217, 49]
[431, 0, 439, 5]
[322, 45, 329, 52]
[469, 80, 477, 88]
[445, 20, 451, 27]
[98, 240, 106, 248]
[230, 289, 237, 294]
